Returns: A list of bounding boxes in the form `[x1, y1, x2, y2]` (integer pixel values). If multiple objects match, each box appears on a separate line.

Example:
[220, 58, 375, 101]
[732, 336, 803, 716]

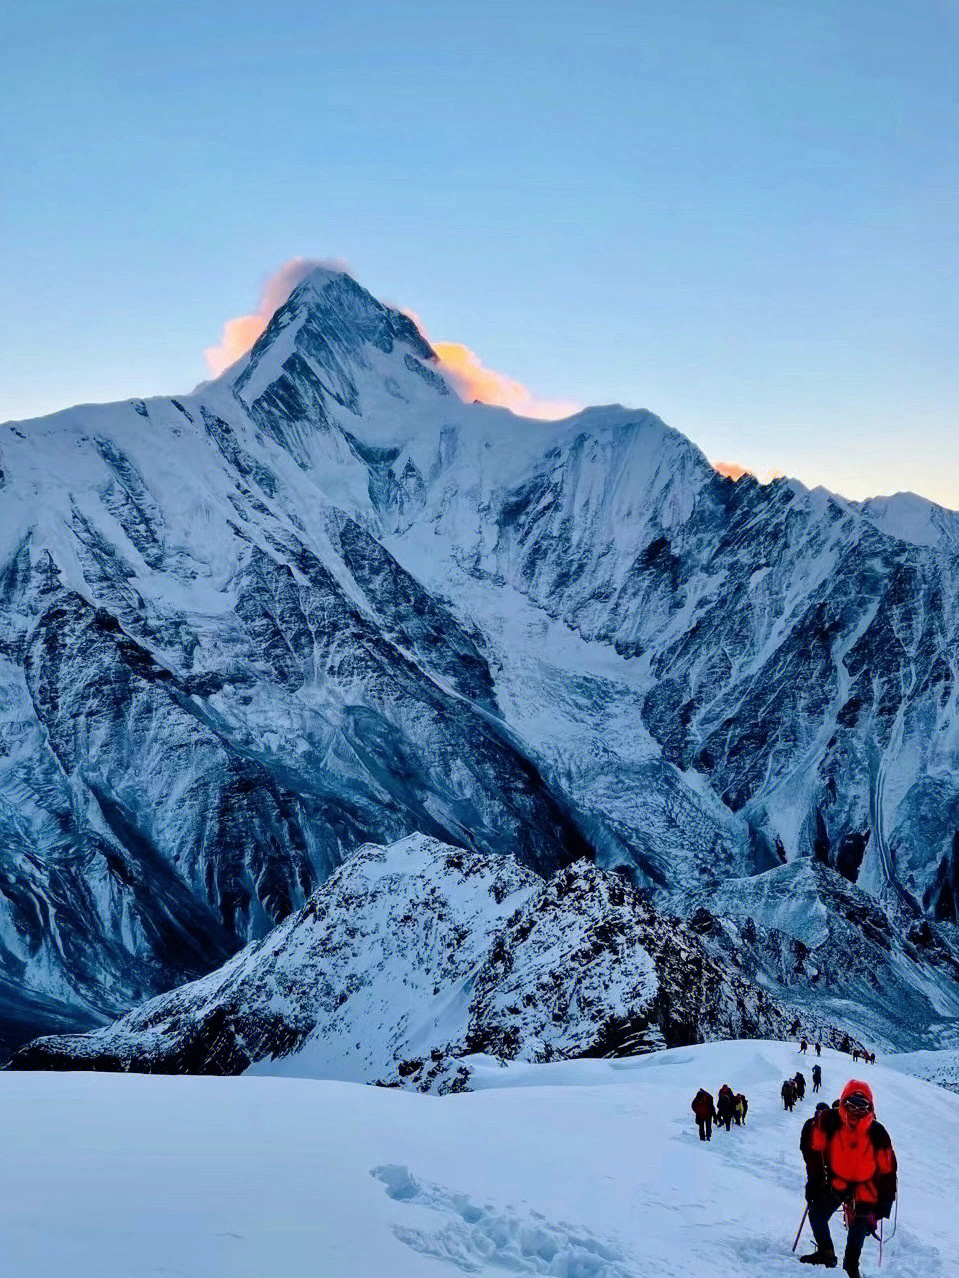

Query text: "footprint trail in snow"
[373, 1164, 636, 1276]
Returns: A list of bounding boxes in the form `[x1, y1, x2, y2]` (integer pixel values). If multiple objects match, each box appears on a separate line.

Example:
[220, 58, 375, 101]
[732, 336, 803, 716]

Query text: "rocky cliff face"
[8, 834, 818, 1083]
[0, 267, 956, 1054]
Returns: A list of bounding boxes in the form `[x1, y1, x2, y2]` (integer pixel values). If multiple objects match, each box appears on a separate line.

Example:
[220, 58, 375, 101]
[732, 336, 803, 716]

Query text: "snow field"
[886, 1047, 959, 1095]
[1, 1039, 955, 1277]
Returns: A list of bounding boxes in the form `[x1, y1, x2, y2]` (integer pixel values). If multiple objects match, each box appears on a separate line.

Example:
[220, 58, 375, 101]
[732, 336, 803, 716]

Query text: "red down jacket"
[800, 1080, 897, 1216]
[691, 1089, 715, 1119]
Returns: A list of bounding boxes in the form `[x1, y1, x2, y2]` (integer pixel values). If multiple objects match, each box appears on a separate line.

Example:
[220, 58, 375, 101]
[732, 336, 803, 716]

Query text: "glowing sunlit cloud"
[204, 257, 348, 374]
[713, 460, 783, 483]
[396, 307, 579, 420]
[713, 460, 753, 481]
[431, 340, 580, 420]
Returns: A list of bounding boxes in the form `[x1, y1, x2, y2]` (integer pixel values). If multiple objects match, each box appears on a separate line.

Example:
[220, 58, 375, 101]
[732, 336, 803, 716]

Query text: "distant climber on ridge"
[798, 1080, 897, 1277]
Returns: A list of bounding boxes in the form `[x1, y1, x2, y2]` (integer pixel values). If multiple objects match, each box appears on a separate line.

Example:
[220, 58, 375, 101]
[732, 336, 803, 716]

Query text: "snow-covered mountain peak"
[0, 266, 956, 1061]
[231, 266, 440, 412]
[861, 490, 959, 552]
[10, 833, 831, 1080]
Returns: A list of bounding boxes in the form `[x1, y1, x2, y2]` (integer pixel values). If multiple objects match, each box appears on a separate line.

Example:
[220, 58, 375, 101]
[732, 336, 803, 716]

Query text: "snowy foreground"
[2, 1040, 955, 1277]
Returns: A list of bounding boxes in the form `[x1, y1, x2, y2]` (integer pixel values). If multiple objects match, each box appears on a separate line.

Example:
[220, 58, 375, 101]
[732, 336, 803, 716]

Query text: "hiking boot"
[800, 1250, 837, 1268]
[842, 1264, 859, 1278]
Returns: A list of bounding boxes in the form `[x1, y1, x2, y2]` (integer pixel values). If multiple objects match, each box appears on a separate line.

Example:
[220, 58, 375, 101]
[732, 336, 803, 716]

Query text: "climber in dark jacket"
[717, 1084, 735, 1131]
[691, 1089, 715, 1141]
[782, 1078, 796, 1111]
[812, 1063, 822, 1093]
[798, 1080, 897, 1278]
[794, 1071, 807, 1101]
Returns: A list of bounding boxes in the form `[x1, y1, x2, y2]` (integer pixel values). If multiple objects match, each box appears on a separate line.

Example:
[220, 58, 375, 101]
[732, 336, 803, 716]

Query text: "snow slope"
[861, 493, 959, 553]
[886, 1047, 959, 1094]
[0, 1039, 953, 1277]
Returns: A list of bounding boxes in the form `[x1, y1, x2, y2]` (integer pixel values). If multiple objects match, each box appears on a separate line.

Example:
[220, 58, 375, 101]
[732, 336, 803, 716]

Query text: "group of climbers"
[689, 1042, 899, 1275]
[835, 1036, 879, 1065]
[803, 1038, 877, 1066]
[690, 1083, 748, 1141]
[782, 1070, 807, 1110]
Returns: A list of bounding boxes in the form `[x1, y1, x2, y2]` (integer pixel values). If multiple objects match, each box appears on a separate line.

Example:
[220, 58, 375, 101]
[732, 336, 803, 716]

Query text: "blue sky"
[1, 0, 955, 506]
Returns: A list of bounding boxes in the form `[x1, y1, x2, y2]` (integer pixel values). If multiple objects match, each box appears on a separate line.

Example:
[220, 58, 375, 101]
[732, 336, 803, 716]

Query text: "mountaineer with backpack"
[798, 1080, 897, 1277]
[812, 1064, 822, 1093]
[717, 1084, 735, 1131]
[691, 1088, 716, 1141]
[782, 1078, 797, 1111]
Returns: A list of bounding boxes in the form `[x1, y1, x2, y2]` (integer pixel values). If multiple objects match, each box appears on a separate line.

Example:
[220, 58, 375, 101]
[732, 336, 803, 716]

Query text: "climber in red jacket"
[691, 1088, 716, 1141]
[798, 1080, 897, 1277]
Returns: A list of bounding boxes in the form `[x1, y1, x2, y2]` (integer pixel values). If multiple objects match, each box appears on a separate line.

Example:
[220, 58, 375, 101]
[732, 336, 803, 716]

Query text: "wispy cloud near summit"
[431, 340, 580, 420]
[204, 258, 347, 374]
[713, 460, 784, 484]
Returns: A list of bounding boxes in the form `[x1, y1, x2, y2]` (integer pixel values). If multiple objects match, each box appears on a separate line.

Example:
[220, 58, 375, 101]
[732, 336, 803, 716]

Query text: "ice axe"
[792, 1205, 809, 1252]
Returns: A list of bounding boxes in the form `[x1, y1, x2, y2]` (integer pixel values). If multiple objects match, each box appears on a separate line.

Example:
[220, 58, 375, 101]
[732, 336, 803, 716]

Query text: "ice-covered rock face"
[9, 835, 820, 1082]
[677, 858, 959, 1052]
[0, 266, 956, 1053]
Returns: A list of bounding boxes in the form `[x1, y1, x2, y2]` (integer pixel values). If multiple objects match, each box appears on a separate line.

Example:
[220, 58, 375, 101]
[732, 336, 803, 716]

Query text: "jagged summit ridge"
[233, 267, 439, 410]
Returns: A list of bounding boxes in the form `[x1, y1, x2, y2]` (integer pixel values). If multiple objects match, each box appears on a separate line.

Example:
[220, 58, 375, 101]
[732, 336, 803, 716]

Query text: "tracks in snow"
[372, 1164, 635, 1276]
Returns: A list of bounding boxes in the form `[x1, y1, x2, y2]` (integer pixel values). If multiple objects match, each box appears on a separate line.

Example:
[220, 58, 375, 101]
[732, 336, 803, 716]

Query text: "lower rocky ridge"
[9, 835, 854, 1087]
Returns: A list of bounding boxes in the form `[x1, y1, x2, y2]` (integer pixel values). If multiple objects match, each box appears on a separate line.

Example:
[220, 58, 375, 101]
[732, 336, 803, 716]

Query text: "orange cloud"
[713, 460, 753, 481]
[204, 257, 348, 374]
[713, 460, 783, 484]
[396, 307, 578, 419]
[431, 341, 579, 420]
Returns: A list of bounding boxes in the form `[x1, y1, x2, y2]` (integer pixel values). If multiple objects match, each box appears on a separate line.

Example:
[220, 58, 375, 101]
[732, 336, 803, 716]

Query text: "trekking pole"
[885, 1190, 898, 1242]
[792, 1205, 809, 1252]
